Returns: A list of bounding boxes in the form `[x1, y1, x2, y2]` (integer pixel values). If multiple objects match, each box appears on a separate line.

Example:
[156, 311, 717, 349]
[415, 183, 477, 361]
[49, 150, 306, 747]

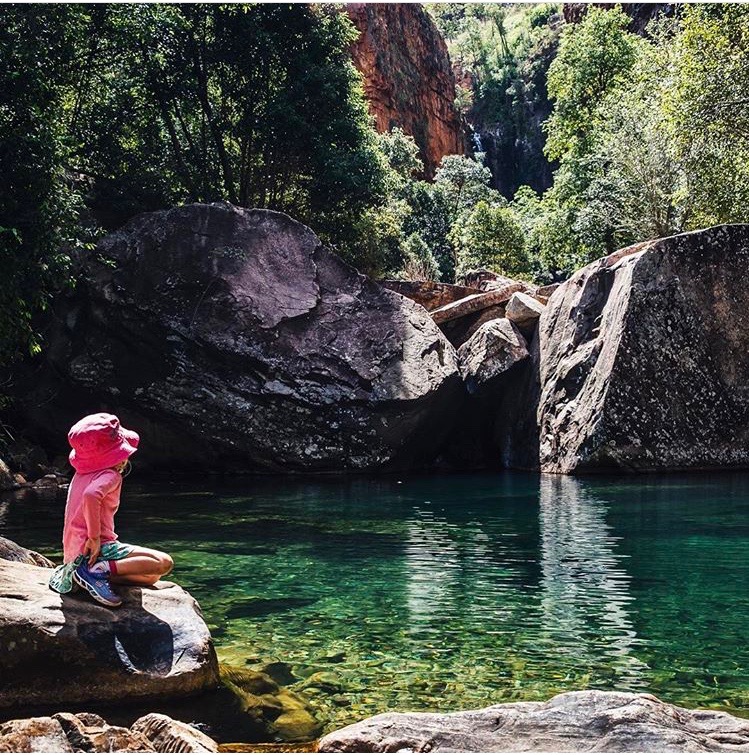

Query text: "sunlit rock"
[503, 226, 749, 473]
[0, 559, 218, 709]
[319, 690, 749, 752]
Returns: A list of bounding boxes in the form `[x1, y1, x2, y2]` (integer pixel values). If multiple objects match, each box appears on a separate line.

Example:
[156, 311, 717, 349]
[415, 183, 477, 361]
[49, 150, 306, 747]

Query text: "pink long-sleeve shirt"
[62, 468, 122, 562]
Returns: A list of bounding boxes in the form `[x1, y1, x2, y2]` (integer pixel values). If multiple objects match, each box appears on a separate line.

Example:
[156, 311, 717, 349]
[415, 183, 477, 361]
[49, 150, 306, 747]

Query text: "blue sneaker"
[73, 562, 122, 607]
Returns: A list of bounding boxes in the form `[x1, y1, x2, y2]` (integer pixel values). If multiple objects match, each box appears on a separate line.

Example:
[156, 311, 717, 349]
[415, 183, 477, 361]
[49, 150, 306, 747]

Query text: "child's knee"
[160, 554, 174, 576]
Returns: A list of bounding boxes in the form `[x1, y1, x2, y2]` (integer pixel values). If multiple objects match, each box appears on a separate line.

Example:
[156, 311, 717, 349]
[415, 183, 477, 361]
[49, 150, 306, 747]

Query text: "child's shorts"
[48, 541, 135, 594]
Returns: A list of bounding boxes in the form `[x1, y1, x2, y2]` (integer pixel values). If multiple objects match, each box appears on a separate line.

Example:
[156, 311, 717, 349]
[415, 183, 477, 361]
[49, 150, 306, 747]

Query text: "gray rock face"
[510, 226, 749, 473]
[319, 690, 749, 752]
[457, 319, 529, 389]
[15, 203, 460, 473]
[0, 560, 219, 709]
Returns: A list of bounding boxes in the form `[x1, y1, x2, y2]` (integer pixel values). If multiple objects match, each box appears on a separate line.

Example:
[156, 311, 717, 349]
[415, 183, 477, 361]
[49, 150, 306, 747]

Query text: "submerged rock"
[12, 203, 460, 473]
[0, 559, 218, 709]
[503, 226, 749, 473]
[319, 690, 749, 752]
[218, 664, 321, 743]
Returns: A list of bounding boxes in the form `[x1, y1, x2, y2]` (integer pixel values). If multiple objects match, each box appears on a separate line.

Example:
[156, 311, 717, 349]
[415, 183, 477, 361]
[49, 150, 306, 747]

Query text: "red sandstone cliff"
[345, 3, 465, 178]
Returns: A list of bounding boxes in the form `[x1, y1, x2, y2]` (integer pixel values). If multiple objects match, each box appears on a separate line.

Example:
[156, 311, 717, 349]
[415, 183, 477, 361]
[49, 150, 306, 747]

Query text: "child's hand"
[83, 537, 101, 567]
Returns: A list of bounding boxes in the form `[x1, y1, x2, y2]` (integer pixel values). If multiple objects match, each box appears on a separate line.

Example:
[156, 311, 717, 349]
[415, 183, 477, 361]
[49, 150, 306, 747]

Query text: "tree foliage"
[452, 201, 528, 279]
[0, 6, 84, 364]
[72, 4, 388, 244]
[663, 4, 749, 227]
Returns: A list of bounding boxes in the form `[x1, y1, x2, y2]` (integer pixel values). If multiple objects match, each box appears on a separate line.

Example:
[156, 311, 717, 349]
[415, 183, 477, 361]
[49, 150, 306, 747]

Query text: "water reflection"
[538, 475, 647, 684]
[404, 508, 459, 631]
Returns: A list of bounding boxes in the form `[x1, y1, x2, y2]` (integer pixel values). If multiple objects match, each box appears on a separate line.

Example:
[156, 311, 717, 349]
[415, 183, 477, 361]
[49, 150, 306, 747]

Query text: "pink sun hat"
[68, 413, 140, 474]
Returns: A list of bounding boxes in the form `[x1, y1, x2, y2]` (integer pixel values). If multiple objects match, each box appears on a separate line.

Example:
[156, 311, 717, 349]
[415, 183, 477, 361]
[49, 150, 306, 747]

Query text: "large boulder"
[319, 690, 749, 752]
[503, 226, 749, 473]
[11, 203, 460, 473]
[0, 559, 219, 709]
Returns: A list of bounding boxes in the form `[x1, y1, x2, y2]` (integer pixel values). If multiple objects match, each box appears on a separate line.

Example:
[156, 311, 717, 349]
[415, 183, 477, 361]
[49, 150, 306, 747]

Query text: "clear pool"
[5, 471, 749, 732]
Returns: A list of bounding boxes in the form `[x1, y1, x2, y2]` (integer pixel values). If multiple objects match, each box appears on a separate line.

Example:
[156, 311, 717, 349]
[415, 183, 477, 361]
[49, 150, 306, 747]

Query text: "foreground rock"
[131, 713, 218, 752]
[11, 203, 460, 473]
[0, 712, 216, 753]
[0, 559, 219, 709]
[503, 226, 749, 473]
[319, 690, 749, 752]
[457, 319, 529, 391]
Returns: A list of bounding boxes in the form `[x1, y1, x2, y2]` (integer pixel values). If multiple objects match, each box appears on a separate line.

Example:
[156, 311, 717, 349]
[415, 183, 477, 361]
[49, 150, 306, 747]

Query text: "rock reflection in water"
[404, 508, 459, 633]
[538, 475, 647, 685]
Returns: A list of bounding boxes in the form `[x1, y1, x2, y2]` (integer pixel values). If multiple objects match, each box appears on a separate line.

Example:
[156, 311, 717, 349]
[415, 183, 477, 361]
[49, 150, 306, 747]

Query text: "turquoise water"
[4, 471, 749, 732]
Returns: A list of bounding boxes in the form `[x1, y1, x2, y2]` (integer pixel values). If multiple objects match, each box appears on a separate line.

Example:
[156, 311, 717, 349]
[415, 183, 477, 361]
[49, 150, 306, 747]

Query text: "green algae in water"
[6, 471, 749, 733]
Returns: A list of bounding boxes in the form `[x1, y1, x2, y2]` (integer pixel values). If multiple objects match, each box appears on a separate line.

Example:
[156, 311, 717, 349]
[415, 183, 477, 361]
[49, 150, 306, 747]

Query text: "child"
[48, 412, 174, 607]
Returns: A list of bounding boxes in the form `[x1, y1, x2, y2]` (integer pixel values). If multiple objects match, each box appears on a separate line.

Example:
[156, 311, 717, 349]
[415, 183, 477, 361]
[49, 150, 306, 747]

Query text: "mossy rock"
[218, 664, 321, 743]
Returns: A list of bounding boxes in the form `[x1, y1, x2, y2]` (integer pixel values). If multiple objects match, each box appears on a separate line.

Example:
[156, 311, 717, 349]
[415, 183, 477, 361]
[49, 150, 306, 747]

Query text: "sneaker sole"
[73, 571, 122, 607]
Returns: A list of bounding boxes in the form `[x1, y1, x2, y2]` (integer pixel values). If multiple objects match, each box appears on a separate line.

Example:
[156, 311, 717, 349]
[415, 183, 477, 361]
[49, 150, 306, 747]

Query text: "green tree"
[399, 233, 441, 281]
[0, 6, 84, 364]
[400, 180, 455, 281]
[545, 6, 640, 160]
[663, 4, 749, 226]
[452, 200, 529, 279]
[434, 154, 502, 217]
[377, 127, 423, 184]
[71, 4, 389, 267]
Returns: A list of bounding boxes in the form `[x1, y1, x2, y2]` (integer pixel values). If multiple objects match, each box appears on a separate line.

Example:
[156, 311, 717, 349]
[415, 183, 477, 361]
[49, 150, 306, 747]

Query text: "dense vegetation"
[426, 3, 749, 280]
[3, 3, 749, 366]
